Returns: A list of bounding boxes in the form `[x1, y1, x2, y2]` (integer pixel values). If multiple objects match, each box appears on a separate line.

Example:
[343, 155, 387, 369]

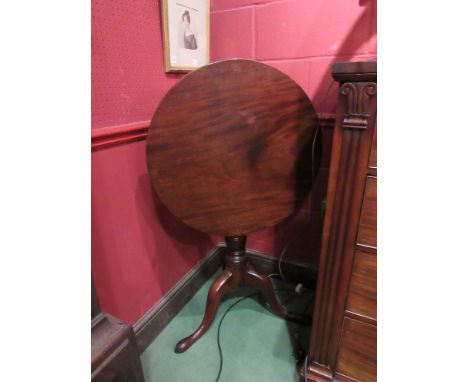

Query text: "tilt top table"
[146, 59, 318, 353]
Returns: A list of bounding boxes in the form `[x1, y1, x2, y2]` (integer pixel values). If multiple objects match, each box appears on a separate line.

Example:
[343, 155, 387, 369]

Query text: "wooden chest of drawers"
[304, 61, 377, 382]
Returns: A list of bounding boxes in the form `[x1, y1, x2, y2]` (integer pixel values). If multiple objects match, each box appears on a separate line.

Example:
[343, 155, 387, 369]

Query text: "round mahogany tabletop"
[146, 59, 318, 237]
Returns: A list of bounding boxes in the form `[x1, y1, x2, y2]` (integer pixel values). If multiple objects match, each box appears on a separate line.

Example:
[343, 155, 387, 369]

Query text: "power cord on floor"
[303, 355, 309, 382]
[296, 294, 315, 382]
[214, 292, 259, 382]
[214, 288, 311, 382]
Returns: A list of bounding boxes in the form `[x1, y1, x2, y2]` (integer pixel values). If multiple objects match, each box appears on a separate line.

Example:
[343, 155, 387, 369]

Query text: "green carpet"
[141, 270, 314, 382]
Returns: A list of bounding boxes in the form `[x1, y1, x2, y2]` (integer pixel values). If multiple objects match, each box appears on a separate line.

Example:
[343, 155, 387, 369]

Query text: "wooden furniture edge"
[307, 60, 377, 376]
[332, 61, 377, 83]
[301, 361, 364, 382]
[301, 361, 333, 382]
[91, 312, 145, 381]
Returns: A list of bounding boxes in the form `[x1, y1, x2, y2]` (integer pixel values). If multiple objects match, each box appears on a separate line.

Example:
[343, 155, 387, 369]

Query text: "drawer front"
[346, 249, 377, 320]
[357, 177, 377, 248]
[336, 318, 377, 382]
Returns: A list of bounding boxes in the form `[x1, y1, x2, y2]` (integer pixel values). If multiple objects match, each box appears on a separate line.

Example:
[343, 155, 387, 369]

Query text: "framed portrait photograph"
[161, 0, 210, 72]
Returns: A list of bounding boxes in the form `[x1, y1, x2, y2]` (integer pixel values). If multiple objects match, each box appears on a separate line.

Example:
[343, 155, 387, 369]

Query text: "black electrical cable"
[303, 355, 309, 382]
[214, 287, 307, 382]
[293, 292, 315, 382]
[214, 292, 260, 382]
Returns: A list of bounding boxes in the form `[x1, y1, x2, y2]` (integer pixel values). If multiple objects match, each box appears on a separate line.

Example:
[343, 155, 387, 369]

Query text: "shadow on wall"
[135, 173, 214, 294]
[272, 0, 376, 267]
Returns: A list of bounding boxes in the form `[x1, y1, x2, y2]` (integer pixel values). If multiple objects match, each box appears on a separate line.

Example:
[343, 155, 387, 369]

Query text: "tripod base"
[175, 236, 310, 353]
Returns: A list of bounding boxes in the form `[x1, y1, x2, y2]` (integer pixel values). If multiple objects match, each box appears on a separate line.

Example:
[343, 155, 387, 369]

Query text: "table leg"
[174, 268, 235, 353]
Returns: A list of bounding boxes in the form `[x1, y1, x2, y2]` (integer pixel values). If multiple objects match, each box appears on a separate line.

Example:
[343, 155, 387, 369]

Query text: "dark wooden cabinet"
[92, 277, 145, 382]
[304, 61, 377, 382]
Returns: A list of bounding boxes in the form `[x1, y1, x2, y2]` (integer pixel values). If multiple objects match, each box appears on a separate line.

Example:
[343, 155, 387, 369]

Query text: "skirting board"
[133, 245, 222, 353]
[242, 247, 318, 289]
[134, 244, 317, 354]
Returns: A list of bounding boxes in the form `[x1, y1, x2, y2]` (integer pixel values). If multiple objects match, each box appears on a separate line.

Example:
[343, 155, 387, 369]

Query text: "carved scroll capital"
[340, 82, 377, 130]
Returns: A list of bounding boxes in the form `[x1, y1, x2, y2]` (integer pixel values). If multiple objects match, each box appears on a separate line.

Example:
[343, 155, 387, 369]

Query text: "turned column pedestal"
[175, 236, 309, 353]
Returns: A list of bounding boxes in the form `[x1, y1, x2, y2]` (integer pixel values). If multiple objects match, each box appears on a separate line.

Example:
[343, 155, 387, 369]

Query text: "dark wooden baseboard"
[134, 246, 222, 353]
[134, 244, 317, 354]
[245, 248, 317, 289]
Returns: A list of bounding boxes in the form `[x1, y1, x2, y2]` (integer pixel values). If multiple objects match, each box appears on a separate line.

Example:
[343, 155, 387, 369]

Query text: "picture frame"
[160, 0, 210, 72]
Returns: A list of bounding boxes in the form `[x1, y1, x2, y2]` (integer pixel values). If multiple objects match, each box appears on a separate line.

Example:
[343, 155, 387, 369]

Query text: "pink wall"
[210, 0, 376, 265]
[92, 141, 214, 324]
[91, 0, 214, 325]
[92, 0, 376, 325]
